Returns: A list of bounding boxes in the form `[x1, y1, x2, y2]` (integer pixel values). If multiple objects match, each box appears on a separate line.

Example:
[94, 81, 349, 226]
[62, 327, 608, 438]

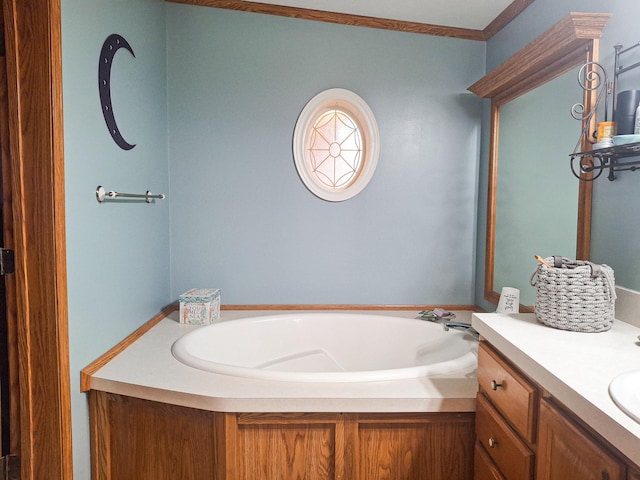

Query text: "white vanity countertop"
[472, 312, 640, 466]
[87, 309, 478, 414]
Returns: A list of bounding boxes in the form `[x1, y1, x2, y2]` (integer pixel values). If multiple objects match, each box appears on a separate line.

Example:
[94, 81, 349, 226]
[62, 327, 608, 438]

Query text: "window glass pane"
[308, 109, 362, 189]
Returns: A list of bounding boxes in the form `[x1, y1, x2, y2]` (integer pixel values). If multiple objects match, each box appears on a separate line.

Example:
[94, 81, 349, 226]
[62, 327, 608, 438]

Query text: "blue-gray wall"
[64, 3, 484, 477]
[475, 0, 640, 312]
[166, 5, 485, 305]
[62, 0, 169, 477]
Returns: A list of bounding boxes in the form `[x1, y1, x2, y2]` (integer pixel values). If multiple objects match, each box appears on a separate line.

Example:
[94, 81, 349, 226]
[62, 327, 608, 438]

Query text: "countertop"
[472, 312, 640, 466]
[87, 309, 479, 414]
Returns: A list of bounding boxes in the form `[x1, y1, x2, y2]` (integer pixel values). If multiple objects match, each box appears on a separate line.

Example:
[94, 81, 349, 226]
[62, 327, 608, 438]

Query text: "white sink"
[609, 370, 640, 424]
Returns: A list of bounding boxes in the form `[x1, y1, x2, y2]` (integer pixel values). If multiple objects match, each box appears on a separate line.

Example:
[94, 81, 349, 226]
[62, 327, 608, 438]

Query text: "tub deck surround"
[84, 309, 479, 413]
[472, 312, 640, 466]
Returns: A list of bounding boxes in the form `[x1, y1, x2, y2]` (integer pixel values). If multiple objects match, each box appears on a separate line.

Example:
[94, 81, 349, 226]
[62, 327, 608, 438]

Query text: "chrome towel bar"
[96, 185, 165, 203]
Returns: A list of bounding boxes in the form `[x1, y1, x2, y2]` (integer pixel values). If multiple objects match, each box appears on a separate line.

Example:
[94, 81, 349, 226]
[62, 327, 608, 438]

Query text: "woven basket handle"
[553, 256, 601, 278]
[600, 266, 617, 303]
[530, 256, 615, 296]
[530, 255, 563, 287]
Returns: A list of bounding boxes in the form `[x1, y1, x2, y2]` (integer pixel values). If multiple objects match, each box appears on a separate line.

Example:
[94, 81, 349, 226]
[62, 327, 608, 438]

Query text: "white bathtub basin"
[171, 313, 478, 382]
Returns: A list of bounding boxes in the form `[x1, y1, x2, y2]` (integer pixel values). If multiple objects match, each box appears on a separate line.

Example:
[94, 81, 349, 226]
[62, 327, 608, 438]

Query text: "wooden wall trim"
[89, 391, 112, 480]
[483, 0, 536, 40]
[81, 304, 177, 392]
[483, 100, 500, 307]
[221, 304, 479, 311]
[215, 413, 238, 479]
[166, 0, 487, 41]
[0, 56, 19, 455]
[2, 0, 72, 479]
[167, 0, 536, 40]
[576, 40, 597, 259]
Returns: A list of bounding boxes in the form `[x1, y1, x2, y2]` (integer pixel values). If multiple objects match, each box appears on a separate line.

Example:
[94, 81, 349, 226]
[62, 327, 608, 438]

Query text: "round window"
[293, 89, 379, 202]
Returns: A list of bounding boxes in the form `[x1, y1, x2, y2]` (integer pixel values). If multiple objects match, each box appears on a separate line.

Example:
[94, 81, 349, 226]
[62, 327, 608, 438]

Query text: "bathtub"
[171, 312, 478, 382]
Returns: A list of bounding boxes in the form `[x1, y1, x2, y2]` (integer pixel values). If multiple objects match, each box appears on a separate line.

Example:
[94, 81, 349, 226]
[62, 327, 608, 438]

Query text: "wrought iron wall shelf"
[570, 41, 640, 181]
[570, 142, 640, 181]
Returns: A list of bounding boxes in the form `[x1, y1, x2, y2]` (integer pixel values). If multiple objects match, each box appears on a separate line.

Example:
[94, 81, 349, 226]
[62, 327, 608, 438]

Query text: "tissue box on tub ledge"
[179, 288, 220, 325]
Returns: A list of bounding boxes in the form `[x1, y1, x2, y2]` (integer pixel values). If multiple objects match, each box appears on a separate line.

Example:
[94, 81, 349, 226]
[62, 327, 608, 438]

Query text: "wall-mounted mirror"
[469, 13, 610, 308]
[494, 69, 581, 305]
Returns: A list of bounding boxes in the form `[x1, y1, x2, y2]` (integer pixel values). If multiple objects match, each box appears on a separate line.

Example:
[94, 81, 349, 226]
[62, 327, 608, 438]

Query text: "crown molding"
[166, 0, 536, 41]
[468, 12, 611, 102]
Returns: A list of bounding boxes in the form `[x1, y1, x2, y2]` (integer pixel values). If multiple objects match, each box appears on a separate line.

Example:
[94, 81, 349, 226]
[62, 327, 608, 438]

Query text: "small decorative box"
[179, 288, 220, 325]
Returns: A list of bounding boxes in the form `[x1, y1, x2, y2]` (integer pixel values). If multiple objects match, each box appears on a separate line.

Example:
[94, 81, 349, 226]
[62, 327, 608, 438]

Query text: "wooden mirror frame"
[468, 12, 610, 306]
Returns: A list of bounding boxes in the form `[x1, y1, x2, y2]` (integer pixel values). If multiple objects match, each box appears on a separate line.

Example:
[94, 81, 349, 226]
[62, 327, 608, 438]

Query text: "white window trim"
[293, 88, 380, 202]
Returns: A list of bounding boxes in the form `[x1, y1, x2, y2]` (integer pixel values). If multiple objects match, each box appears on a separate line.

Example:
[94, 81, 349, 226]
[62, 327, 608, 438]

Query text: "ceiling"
[248, 0, 516, 31]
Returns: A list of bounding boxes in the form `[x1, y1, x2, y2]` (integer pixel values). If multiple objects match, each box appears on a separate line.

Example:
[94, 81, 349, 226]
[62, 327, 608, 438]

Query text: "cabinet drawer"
[478, 342, 538, 442]
[476, 393, 534, 480]
[474, 441, 505, 480]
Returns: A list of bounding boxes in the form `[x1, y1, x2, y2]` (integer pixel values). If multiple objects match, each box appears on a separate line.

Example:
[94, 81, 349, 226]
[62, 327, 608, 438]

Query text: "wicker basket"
[530, 256, 616, 333]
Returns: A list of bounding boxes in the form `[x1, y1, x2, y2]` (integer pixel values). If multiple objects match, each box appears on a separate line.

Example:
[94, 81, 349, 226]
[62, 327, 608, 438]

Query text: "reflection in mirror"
[494, 68, 581, 305]
[468, 12, 610, 309]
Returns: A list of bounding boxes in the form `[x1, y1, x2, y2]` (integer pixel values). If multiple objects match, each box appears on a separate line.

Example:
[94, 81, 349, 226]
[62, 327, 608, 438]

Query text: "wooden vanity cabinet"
[475, 341, 538, 480]
[89, 390, 475, 480]
[476, 340, 639, 480]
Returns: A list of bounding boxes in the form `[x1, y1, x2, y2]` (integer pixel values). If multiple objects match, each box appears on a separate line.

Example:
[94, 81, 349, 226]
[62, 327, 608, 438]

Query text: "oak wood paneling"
[237, 420, 336, 479]
[89, 394, 475, 480]
[107, 394, 217, 480]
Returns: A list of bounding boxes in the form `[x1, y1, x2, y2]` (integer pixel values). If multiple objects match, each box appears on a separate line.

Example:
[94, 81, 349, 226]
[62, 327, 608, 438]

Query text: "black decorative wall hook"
[98, 34, 136, 150]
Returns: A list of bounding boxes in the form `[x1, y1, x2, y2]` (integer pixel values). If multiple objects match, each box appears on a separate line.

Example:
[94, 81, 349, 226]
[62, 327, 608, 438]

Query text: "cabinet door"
[356, 413, 474, 480]
[537, 399, 624, 480]
[95, 392, 217, 480]
[235, 413, 338, 480]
